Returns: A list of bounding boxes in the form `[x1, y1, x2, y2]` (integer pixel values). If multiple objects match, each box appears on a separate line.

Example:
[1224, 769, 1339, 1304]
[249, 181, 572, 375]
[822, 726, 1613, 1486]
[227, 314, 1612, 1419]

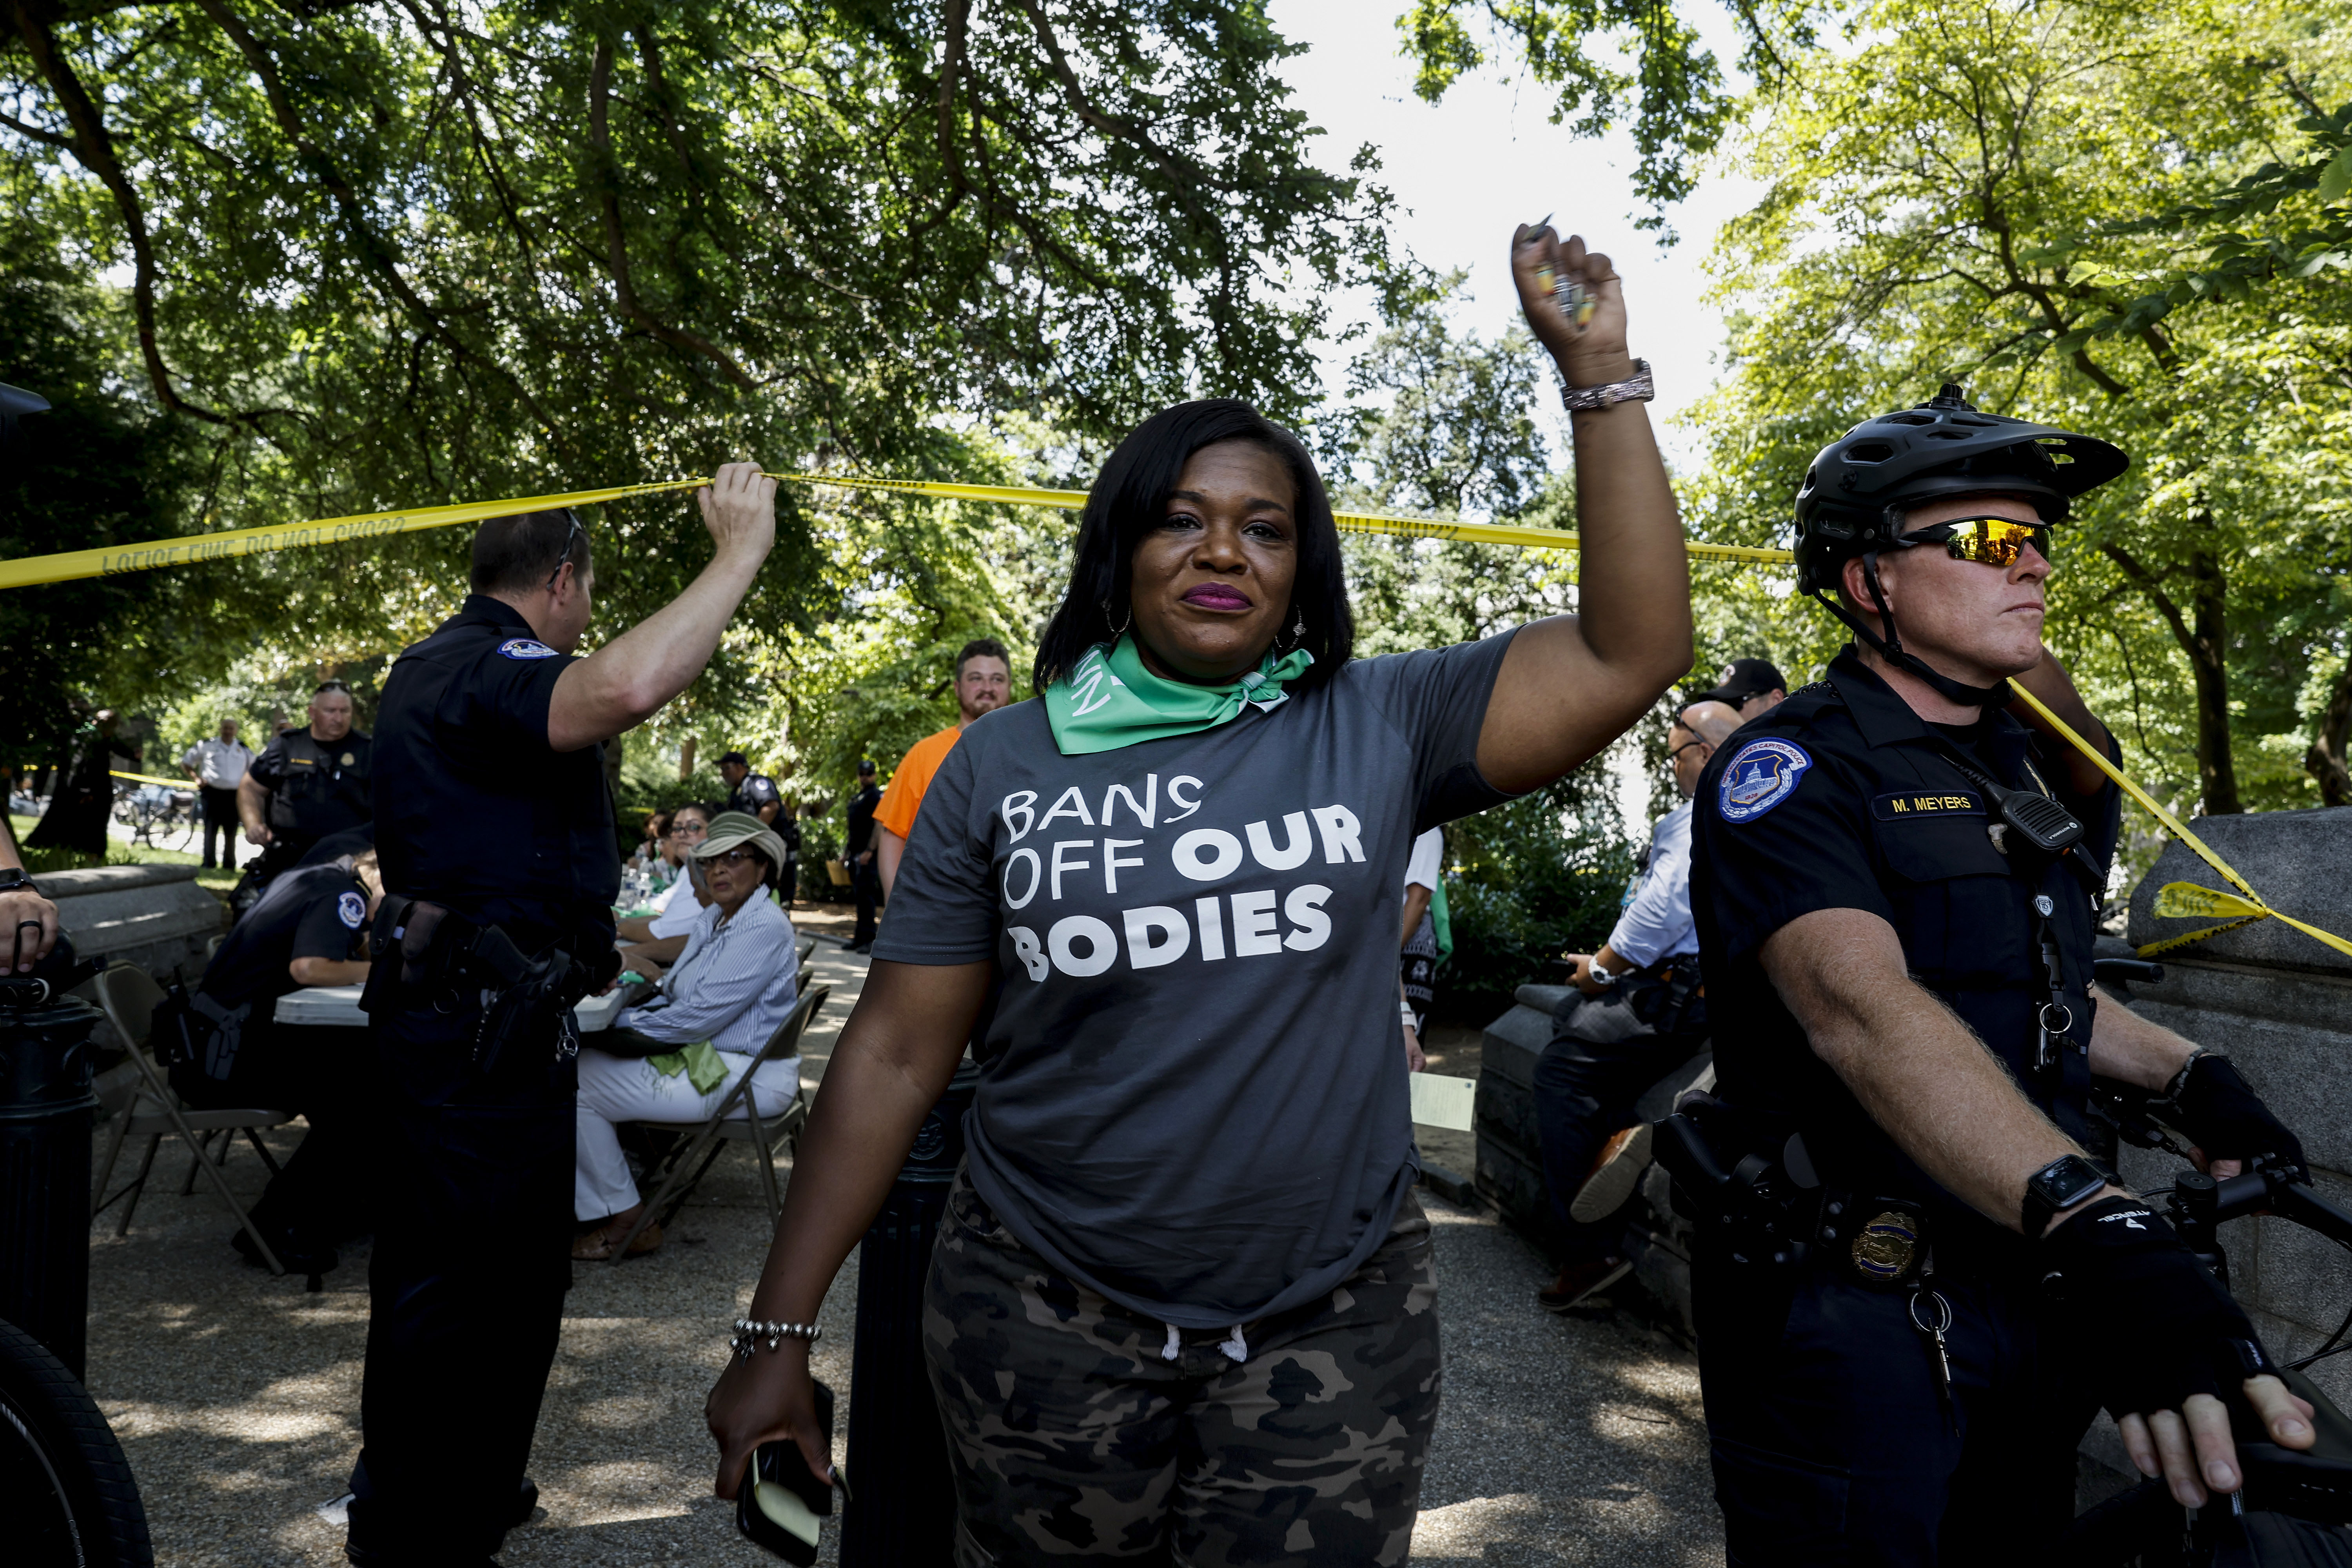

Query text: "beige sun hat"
[692, 811, 790, 878]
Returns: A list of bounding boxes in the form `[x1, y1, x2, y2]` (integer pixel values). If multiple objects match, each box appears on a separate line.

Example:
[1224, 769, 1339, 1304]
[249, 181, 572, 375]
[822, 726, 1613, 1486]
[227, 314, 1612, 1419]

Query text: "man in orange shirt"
[874, 637, 1011, 900]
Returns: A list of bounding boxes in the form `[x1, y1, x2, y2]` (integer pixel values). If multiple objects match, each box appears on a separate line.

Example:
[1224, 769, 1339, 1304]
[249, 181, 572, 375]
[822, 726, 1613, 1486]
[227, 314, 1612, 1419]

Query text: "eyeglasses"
[668, 821, 709, 838]
[546, 509, 585, 591]
[1900, 517, 2051, 568]
[703, 848, 764, 867]
[1667, 738, 1711, 763]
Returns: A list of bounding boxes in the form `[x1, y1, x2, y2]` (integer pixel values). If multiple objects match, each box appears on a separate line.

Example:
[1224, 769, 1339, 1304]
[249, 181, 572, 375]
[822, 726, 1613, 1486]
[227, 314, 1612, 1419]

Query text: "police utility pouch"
[735, 1378, 848, 1564]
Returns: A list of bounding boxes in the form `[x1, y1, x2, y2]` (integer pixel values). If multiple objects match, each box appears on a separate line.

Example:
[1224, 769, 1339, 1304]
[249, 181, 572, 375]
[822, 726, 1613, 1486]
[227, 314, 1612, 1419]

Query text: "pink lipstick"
[1180, 583, 1252, 611]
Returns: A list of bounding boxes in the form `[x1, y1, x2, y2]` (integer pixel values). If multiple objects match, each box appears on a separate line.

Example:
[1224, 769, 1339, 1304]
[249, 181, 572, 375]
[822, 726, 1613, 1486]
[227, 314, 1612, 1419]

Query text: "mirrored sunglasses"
[1902, 517, 2051, 568]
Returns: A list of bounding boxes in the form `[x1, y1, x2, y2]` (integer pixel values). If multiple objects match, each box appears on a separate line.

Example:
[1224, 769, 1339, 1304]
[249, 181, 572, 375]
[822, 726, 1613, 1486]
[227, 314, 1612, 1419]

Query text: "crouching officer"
[1681, 386, 2314, 1562]
[345, 467, 777, 1566]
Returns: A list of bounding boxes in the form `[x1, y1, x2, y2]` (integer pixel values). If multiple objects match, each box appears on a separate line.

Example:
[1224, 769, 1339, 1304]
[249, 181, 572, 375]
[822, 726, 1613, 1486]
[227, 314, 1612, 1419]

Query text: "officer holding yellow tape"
[1682, 386, 2314, 1561]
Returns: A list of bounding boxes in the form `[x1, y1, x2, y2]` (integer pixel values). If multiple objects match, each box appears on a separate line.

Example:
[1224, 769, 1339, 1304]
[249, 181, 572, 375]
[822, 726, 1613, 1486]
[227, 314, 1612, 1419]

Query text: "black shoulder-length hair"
[1032, 399, 1355, 695]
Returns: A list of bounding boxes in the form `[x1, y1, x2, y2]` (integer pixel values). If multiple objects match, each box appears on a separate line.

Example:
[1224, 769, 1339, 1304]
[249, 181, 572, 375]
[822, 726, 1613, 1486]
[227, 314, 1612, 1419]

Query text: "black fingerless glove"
[2172, 1054, 2306, 1169]
[2042, 1196, 2269, 1420]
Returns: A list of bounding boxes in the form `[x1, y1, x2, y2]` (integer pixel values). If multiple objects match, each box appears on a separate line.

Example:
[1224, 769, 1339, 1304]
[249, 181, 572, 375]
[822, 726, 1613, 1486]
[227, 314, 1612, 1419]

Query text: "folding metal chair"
[607, 984, 828, 1261]
[797, 936, 815, 967]
[90, 964, 298, 1274]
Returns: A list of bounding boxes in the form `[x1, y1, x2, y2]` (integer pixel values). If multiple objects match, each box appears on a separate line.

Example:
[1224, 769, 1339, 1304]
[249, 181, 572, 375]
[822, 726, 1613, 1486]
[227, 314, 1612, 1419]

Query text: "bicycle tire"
[0, 1316, 154, 1567]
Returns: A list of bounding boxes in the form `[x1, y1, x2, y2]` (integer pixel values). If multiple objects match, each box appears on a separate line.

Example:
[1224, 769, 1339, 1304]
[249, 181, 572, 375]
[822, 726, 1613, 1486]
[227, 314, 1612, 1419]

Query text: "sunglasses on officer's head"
[546, 509, 585, 592]
[1899, 517, 2052, 568]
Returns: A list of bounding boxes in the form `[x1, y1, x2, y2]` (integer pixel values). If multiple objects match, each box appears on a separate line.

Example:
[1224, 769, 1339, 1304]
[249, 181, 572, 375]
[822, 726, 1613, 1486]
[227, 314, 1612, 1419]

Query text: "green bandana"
[1044, 634, 1313, 756]
[646, 1039, 729, 1096]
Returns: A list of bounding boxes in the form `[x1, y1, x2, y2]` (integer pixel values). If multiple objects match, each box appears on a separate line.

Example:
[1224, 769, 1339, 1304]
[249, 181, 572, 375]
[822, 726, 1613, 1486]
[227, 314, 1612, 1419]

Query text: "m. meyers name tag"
[1873, 790, 1985, 820]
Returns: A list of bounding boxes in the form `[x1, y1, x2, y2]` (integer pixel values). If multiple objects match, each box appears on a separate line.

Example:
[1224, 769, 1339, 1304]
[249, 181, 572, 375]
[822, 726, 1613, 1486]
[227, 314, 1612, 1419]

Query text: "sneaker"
[1538, 1256, 1632, 1314]
[1569, 1122, 1656, 1224]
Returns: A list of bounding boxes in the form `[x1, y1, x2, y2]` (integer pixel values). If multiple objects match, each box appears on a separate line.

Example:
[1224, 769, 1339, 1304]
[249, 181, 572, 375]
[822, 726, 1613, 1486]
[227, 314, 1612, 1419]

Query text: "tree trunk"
[2307, 657, 2352, 807]
[2187, 547, 2240, 814]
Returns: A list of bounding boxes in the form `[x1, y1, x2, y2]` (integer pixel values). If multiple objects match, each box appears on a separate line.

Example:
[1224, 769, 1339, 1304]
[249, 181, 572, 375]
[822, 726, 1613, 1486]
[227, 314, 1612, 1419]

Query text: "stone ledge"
[2128, 805, 2352, 976]
[36, 862, 201, 898]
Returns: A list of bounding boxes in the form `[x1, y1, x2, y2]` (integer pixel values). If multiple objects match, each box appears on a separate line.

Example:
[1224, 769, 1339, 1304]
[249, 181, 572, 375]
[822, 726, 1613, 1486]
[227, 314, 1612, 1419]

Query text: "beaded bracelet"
[731, 1318, 823, 1359]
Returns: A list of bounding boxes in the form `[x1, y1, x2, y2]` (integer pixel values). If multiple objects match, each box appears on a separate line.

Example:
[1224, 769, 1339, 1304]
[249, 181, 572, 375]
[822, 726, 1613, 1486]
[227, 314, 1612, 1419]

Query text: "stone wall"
[2120, 805, 2352, 1412]
[1476, 983, 1708, 1333]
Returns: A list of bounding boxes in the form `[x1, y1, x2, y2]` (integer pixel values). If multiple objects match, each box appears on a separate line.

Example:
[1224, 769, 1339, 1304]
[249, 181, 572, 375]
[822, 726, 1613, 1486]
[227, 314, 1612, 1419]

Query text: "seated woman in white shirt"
[574, 811, 802, 1259]
[614, 802, 714, 975]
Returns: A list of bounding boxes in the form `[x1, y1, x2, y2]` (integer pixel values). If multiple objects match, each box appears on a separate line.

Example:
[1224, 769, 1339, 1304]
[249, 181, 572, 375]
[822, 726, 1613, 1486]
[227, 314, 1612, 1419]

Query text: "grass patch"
[12, 812, 240, 898]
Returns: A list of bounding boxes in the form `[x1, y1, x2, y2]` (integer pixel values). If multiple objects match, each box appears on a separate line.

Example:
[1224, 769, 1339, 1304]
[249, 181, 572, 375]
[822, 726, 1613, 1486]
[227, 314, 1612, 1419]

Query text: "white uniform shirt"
[183, 737, 254, 790]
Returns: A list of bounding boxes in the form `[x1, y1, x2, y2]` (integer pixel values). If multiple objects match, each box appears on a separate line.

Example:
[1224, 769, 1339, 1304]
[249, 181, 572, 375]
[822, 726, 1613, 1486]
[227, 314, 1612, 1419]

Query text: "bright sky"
[1265, 0, 1764, 467]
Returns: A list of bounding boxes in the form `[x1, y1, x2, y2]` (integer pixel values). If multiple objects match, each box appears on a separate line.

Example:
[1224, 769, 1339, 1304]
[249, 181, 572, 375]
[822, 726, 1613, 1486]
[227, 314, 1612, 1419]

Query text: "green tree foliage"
[1327, 281, 1640, 1018]
[1680, 0, 2352, 826]
[0, 0, 1388, 726]
[0, 235, 194, 770]
[1396, 0, 1814, 224]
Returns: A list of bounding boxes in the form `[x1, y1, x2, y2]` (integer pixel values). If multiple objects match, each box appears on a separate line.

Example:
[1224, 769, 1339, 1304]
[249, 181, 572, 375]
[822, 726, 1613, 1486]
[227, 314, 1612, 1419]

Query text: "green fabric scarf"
[647, 1039, 728, 1096]
[1044, 634, 1313, 756]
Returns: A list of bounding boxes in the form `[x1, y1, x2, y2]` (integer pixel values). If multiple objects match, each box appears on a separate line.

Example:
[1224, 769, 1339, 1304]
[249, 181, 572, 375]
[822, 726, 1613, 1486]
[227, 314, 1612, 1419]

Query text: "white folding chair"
[607, 984, 828, 1261]
[90, 964, 298, 1274]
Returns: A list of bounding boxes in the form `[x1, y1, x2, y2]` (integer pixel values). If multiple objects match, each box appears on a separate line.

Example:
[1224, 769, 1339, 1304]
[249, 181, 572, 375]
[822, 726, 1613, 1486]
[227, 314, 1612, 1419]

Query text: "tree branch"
[588, 36, 755, 390]
[8, 0, 225, 422]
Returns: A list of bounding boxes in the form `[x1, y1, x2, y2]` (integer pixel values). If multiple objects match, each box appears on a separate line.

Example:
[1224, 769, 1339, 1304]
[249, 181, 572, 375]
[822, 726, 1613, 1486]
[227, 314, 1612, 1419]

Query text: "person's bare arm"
[1475, 226, 1691, 794]
[1399, 884, 1432, 949]
[238, 774, 272, 845]
[0, 810, 57, 972]
[876, 828, 907, 899]
[2010, 644, 2112, 797]
[289, 956, 372, 987]
[545, 464, 777, 752]
[2085, 984, 2199, 1095]
[706, 958, 990, 1494]
[1763, 906, 2093, 1227]
[757, 800, 780, 826]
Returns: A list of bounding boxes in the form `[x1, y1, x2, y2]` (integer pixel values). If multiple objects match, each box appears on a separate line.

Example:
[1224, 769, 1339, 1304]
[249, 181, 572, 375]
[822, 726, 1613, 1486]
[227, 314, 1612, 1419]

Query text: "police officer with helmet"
[1683, 386, 2315, 1559]
[345, 466, 776, 1566]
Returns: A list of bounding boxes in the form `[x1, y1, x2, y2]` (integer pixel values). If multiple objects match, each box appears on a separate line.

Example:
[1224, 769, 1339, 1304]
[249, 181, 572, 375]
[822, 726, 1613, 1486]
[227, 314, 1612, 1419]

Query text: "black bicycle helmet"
[1795, 384, 2128, 704]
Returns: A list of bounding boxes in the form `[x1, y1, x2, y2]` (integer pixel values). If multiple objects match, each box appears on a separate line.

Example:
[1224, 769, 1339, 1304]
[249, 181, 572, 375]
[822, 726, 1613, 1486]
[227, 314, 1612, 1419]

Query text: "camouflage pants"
[923, 1175, 1442, 1567]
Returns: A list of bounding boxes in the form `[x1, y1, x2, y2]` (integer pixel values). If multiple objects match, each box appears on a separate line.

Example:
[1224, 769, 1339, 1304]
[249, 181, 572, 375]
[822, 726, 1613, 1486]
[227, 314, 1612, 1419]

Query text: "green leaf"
[2319, 144, 2352, 205]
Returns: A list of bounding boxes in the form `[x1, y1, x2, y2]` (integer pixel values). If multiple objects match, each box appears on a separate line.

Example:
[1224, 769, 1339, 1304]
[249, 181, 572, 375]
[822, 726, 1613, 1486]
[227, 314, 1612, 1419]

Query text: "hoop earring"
[1275, 604, 1307, 652]
[1099, 598, 1132, 641]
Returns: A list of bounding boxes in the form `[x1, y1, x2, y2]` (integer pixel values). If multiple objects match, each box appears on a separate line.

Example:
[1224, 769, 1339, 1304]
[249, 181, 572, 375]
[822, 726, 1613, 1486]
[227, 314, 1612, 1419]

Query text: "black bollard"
[840, 1058, 978, 1568]
[0, 968, 102, 1379]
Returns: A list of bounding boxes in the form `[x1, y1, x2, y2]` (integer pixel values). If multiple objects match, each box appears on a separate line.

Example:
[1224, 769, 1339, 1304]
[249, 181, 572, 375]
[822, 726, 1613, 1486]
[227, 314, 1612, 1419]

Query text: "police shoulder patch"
[498, 637, 561, 660]
[337, 890, 366, 929]
[1717, 738, 1814, 823]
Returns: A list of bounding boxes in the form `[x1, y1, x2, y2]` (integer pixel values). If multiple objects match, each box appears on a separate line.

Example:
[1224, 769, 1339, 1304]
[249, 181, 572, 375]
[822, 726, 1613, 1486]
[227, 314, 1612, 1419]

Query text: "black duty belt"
[362, 897, 618, 1077]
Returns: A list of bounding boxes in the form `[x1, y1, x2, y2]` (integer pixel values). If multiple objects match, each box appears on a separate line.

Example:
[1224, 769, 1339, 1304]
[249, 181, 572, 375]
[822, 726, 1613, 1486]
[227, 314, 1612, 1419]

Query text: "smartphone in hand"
[735, 1378, 848, 1564]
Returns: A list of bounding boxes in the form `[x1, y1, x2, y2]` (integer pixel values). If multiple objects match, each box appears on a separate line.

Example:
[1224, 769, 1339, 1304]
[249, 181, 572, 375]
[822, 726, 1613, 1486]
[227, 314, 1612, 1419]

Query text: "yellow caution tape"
[0, 479, 710, 590]
[2005, 683, 2352, 962]
[0, 474, 1792, 590]
[108, 769, 196, 789]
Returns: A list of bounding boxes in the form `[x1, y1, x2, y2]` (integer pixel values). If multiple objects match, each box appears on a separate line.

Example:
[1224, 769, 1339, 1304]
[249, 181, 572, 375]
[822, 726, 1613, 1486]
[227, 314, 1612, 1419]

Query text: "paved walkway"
[83, 935, 1719, 1565]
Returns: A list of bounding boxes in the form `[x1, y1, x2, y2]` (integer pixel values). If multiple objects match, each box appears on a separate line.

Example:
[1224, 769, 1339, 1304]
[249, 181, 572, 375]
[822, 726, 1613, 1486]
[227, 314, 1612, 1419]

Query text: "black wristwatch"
[2023, 1154, 2113, 1238]
[0, 867, 34, 895]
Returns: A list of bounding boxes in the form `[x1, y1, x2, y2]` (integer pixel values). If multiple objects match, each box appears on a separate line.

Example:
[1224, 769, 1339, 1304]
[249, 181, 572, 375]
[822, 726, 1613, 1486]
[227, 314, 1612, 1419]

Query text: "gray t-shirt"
[874, 632, 1518, 1325]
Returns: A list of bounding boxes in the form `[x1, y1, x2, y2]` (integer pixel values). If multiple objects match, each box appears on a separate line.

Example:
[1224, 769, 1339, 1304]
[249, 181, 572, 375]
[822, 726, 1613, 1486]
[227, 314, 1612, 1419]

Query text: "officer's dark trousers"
[1532, 992, 1704, 1261]
[1694, 1250, 2097, 1565]
[852, 859, 882, 945]
[347, 1002, 573, 1563]
[199, 785, 240, 868]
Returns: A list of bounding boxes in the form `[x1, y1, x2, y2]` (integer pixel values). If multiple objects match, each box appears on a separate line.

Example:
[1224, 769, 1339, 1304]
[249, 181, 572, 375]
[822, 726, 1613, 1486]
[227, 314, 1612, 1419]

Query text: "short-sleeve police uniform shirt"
[248, 726, 374, 844]
[200, 862, 369, 1012]
[728, 773, 782, 820]
[372, 595, 619, 945]
[1690, 648, 2121, 1255]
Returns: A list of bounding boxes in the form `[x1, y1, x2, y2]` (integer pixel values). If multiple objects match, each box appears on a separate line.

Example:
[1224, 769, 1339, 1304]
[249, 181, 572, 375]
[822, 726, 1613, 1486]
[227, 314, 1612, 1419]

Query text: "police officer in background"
[346, 465, 776, 1566]
[240, 679, 373, 880]
[718, 750, 782, 825]
[844, 758, 882, 951]
[1685, 386, 2314, 1559]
